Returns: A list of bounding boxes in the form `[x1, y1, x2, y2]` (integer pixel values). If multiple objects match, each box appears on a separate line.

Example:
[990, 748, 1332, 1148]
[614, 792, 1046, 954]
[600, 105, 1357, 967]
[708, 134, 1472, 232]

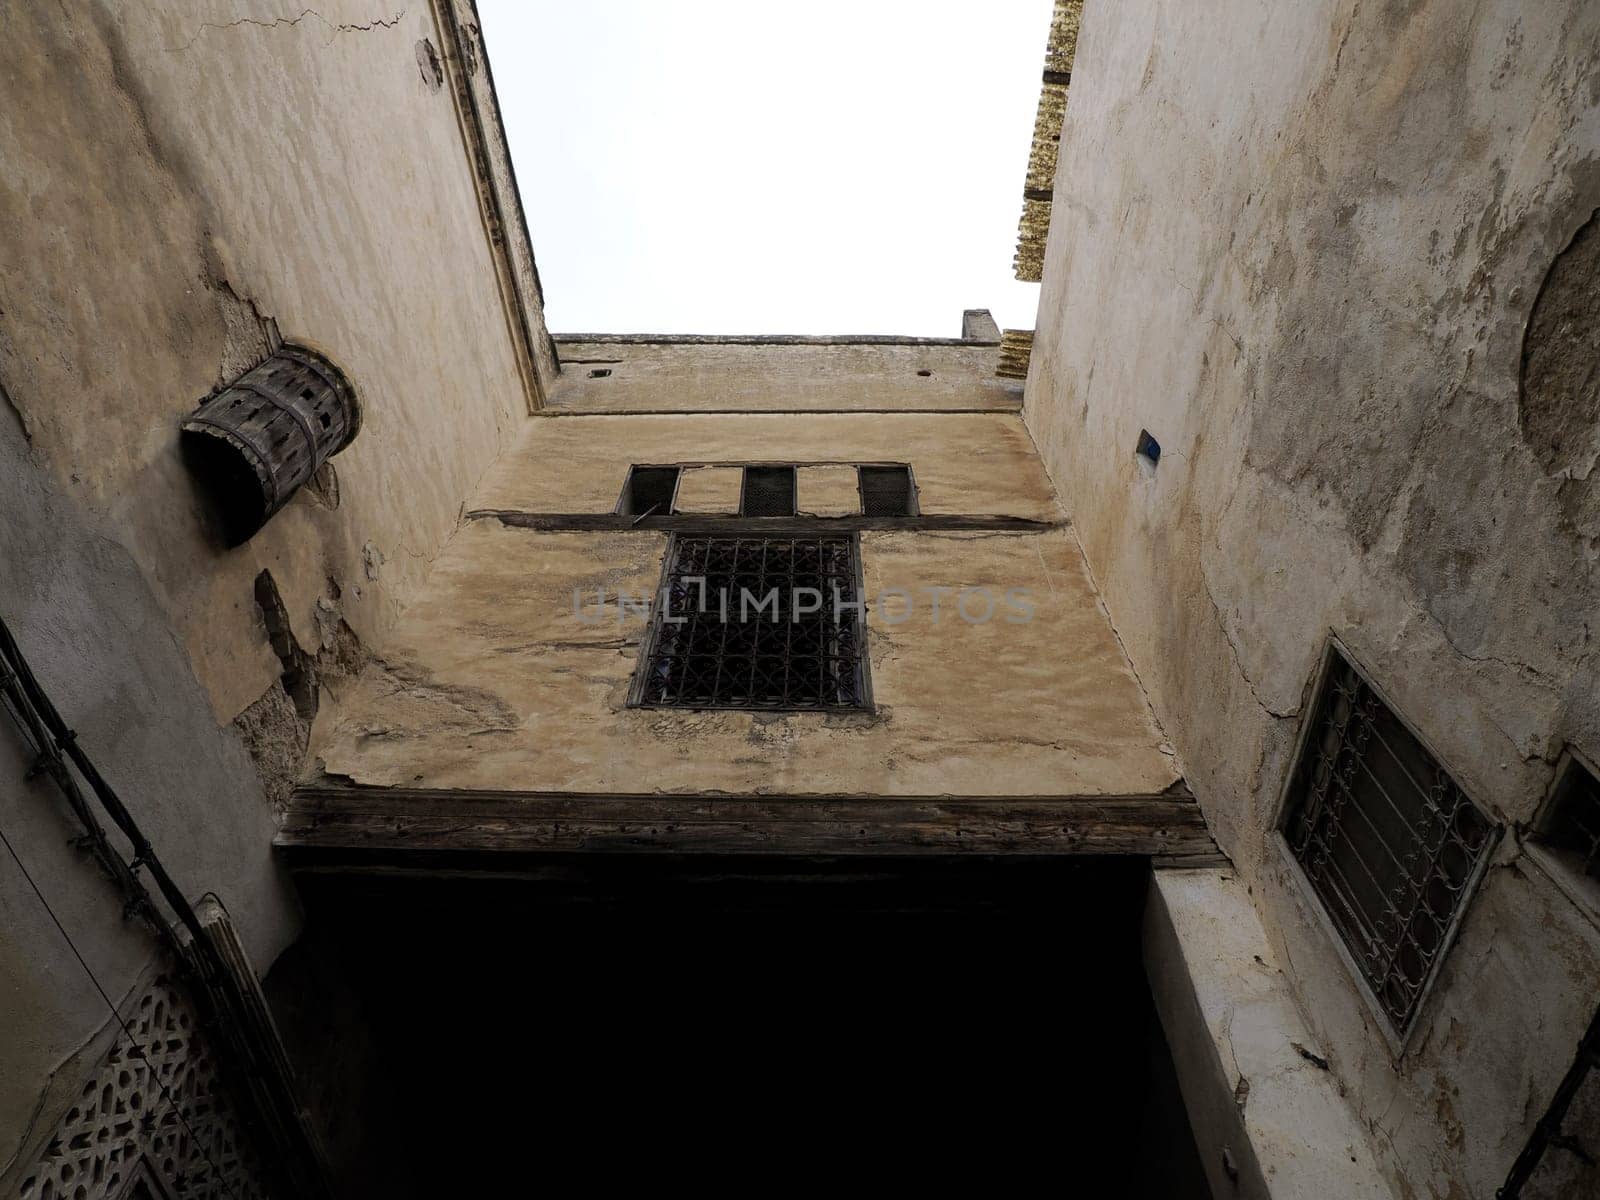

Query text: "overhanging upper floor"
[281, 343, 1214, 870]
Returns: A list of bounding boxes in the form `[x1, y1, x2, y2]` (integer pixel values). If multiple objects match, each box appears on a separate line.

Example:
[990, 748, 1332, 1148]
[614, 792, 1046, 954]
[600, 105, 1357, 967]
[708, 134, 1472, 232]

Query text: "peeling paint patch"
[0, 377, 31, 443]
[415, 37, 443, 90]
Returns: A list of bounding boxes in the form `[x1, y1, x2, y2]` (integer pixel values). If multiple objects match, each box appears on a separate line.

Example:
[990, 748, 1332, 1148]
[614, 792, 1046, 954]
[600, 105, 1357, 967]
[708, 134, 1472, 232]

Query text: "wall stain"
[1520, 207, 1600, 479]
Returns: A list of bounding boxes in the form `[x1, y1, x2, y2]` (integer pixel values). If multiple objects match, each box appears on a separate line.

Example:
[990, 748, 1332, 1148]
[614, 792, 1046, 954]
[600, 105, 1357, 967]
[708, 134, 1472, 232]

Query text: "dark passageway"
[271, 857, 1211, 1196]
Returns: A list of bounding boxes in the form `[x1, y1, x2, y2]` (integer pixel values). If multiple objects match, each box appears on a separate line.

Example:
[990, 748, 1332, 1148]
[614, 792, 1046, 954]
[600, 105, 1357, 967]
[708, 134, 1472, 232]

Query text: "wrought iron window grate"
[632, 534, 869, 711]
[1282, 648, 1497, 1034]
[741, 466, 797, 517]
[859, 465, 917, 516]
[1536, 754, 1600, 882]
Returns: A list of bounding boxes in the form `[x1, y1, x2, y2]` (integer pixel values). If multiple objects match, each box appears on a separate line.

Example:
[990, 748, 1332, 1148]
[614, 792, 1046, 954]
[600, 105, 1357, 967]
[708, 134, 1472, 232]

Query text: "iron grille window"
[1536, 753, 1600, 882]
[859, 465, 917, 516]
[740, 466, 797, 517]
[618, 466, 680, 517]
[632, 534, 869, 711]
[1282, 647, 1497, 1034]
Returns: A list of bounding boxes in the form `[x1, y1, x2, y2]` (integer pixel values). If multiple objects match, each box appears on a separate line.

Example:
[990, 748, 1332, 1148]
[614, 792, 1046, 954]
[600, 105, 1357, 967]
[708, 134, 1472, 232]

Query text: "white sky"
[476, 0, 1049, 337]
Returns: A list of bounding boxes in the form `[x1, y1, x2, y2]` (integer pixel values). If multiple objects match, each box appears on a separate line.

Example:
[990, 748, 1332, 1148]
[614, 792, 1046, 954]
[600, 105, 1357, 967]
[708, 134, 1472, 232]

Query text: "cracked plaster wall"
[314, 407, 1182, 799]
[0, 404, 298, 1190]
[0, 0, 545, 724]
[0, 0, 548, 1180]
[1026, 1, 1600, 1195]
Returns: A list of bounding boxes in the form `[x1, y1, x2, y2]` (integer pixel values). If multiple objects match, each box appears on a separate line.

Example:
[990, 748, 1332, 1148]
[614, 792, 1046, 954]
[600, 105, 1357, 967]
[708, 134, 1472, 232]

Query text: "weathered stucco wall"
[314, 403, 1179, 799]
[0, 1, 550, 1184]
[1144, 869, 1391, 1200]
[550, 338, 1022, 412]
[472, 411, 1060, 519]
[315, 521, 1179, 797]
[0, 410, 297, 1187]
[1026, 1, 1600, 1194]
[0, 0, 550, 723]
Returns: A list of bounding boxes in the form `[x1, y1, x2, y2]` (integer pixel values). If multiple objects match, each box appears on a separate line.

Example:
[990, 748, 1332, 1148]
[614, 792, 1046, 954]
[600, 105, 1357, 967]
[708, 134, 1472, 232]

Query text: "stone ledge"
[1143, 868, 1394, 1200]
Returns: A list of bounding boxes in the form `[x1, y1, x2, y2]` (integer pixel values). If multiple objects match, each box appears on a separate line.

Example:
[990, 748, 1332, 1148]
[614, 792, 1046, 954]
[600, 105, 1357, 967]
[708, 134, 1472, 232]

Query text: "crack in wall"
[167, 7, 406, 54]
[1428, 612, 1571, 692]
[1199, 561, 1300, 720]
[1408, 612, 1571, 766]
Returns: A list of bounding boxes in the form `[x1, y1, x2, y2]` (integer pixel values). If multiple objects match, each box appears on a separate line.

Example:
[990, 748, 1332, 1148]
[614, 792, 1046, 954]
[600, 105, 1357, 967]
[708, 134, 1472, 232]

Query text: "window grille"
[859, 465, 917, 516]
[618, 466, 680, 517]
[1281, 646, 1497, 1034]
[615, 462, 925, 520]
[740, 466, 797, 517]
[1535, 753, 1600, 883]
[631, 534, 869, 711]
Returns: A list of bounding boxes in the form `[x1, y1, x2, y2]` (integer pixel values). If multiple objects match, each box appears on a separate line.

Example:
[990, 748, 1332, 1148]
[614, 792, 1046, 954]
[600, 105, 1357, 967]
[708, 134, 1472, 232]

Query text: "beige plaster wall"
[0, 0, 549, 723]
[0, 1, 549, 1180]
[315, 520, 1179, 798]
[550, 339, 1022, 412]
[797, 464, 864, 516]
[1025, 1, 1600, 1194]
[317, 396, 1173, 800]
[473, 411, 1060, 520]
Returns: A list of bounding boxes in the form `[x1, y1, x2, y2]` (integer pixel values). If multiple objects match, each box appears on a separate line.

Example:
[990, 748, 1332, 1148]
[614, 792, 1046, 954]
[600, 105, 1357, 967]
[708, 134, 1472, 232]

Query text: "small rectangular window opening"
[1280, 644, 1498, 1036]
[858, 465, 917, 517]
[1135, 429, 1161, 466]
[618, 466, 680, 517]
[1535, 752, 1600, 883]
[740, 466, 797, 517]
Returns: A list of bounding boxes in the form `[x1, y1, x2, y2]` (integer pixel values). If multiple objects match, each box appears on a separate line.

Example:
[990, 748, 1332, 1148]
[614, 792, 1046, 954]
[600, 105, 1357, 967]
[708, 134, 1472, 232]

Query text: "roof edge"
[553, 333, 1002, 348]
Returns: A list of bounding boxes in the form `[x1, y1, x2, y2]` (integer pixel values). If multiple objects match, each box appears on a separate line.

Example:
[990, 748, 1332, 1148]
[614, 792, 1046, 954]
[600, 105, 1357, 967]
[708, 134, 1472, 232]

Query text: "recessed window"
[589, 368, 612, 378]
[740, 466, 797, 517]
[617, 466, 680, 517]
[631, 534, 869, 711]
[1281, 645, 1498, 1035]
[1535, 751, 1600, 884]
[859, 465, 917, 516]
[616, 462, 927, 521]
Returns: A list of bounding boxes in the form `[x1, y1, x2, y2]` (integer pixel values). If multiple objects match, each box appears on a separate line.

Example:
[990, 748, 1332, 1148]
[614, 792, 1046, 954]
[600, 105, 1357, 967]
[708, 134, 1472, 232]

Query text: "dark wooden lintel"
[277, 785, 1217, 868]
[466, 511, 1065, 534]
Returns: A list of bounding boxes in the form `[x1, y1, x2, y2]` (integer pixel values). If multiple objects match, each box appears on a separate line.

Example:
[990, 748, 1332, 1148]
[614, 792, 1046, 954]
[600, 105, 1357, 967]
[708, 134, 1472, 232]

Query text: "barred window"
[859, 465, 917, 516]
[1281, 646, 1498, 1035]
[631, 534, 869, 711]
[740, 466, 797, 517]
[614, 462, 923, 520]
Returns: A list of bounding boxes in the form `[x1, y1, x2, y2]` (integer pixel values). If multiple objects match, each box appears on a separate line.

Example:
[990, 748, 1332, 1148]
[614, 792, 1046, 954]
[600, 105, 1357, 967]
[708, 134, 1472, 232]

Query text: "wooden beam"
[466, 511, 1065, 534]
[277, 784, 1218, 869]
